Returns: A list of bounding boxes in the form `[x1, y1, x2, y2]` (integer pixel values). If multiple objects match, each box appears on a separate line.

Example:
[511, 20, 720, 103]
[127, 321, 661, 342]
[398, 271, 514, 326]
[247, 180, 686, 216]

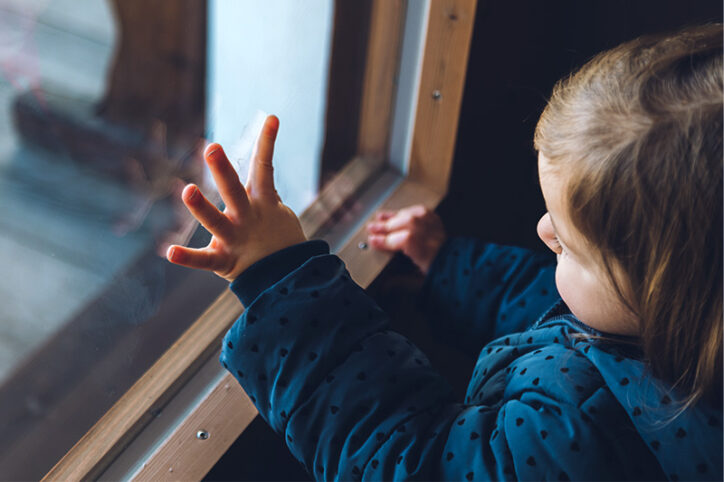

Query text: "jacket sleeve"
[420, 237, 559, 358]
[218, 241, 620, 481]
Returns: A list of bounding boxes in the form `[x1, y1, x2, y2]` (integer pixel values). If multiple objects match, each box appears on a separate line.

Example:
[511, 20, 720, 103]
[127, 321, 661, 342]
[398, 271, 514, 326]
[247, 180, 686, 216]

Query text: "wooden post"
[408, 0, 477, 195]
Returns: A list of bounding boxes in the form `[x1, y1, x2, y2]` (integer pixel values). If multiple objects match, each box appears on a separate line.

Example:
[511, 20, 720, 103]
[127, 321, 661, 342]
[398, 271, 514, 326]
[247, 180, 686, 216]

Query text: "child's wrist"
[229, 240, 330, 307]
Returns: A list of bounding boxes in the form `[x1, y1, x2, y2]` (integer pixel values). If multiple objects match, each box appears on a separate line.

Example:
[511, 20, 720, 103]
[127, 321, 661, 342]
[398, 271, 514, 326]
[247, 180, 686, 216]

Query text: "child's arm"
[219, 238, 624, 481]
[366, 207, 560, 358]
[422, 238, 559, 357]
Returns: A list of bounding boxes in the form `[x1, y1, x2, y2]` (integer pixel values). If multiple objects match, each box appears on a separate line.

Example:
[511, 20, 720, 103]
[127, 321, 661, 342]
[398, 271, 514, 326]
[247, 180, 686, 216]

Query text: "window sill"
[44, 167, 441, 481]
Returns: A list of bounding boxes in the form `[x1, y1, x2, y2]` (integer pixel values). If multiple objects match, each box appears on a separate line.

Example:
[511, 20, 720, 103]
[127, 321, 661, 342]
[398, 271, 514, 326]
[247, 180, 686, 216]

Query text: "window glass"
[208, 0, 333, 212]
[0, 0, 375, 478]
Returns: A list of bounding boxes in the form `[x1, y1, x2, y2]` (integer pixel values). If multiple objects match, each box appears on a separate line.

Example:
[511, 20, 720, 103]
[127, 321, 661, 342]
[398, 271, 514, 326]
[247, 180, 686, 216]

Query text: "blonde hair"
[534, 24, 723, 407]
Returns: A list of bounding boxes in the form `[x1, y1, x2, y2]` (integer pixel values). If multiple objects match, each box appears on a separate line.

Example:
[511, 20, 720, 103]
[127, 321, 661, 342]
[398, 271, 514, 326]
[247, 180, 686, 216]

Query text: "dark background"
[439, 0, 722, 251]
[206, 1, 722, 480]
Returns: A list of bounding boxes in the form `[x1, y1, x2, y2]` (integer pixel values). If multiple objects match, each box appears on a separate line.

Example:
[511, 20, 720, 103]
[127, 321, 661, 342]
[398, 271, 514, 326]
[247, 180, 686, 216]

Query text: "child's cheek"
[555, 259, 630, 334]
[554, 261, 576, 310]
[554, 260, 594, 324]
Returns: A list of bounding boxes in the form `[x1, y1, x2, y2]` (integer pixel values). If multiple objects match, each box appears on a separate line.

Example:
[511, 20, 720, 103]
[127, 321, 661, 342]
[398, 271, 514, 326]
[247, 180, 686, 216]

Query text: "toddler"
[167, 24, 722, 480]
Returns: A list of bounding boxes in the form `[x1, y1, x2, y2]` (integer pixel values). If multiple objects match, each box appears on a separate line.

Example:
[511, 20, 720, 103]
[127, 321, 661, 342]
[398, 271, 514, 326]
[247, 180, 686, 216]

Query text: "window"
[2, 0, 476, 479]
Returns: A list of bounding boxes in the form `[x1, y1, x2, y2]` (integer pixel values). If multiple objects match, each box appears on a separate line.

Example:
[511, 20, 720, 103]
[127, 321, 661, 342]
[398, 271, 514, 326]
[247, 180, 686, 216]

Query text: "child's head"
[533, 24, 722, 403]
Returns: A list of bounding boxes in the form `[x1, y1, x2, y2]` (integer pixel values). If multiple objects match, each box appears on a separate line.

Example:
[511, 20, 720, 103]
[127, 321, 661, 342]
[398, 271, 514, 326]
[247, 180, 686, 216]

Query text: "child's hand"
[166, 115, 307, 281]
[366, 205, 446, 274]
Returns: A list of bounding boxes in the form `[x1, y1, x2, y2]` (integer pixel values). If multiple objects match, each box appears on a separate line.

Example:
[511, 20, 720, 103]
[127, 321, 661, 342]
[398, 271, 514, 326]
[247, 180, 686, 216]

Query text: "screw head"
[196, 429, 210, 440]
[432, 90, 442, 100]
[358, 241, 368, 250]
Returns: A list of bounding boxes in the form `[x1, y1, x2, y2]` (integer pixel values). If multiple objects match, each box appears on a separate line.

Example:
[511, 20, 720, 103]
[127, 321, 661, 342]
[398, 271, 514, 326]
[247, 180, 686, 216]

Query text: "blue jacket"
[220, 237, 723, 481]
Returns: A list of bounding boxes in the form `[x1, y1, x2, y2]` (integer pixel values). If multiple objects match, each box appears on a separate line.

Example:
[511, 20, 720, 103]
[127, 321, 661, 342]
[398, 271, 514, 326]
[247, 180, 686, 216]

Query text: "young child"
[167, 24, 722, 481]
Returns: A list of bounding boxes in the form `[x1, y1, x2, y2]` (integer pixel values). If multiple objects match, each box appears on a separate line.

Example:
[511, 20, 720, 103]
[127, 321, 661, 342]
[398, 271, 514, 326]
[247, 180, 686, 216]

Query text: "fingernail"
[188, 186, 198, 200]
[167, 246, 176, 260]
[205, 143, 223, 158]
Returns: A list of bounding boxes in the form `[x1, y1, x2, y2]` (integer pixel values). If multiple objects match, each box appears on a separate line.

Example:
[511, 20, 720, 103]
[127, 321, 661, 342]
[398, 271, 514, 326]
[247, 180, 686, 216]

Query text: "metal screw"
[358, 241, 368, 250]
[196, 429, 210, 440]
[432, 90, 442, 101]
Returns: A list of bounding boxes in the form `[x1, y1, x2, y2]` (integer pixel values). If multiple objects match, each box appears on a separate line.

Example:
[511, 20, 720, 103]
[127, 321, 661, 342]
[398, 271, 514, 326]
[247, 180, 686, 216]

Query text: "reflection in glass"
[0, 2, 221, 479]
[0, 0, 376, 478]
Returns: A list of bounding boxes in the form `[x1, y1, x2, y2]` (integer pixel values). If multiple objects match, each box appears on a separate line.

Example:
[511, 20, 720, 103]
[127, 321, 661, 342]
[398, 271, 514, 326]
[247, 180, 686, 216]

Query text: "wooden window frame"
[43, 0, 477, 479]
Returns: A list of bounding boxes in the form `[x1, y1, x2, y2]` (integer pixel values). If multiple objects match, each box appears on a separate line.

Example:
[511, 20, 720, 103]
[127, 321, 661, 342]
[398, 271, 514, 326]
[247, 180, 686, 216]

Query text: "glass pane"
[208, 0, 375, 207]
[0, 0, 382, 479]
[208, 0, 333, 212]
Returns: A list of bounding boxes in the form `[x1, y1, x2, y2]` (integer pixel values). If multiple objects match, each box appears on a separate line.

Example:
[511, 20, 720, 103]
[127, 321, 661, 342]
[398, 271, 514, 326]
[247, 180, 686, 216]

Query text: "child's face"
[537, 153, 639, 336]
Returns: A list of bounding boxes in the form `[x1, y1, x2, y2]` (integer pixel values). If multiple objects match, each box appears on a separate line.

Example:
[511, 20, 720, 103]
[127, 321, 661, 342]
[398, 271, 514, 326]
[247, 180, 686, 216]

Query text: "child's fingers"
[182, 184, 236, 242]
[374, 205, 425, 221]
[366, 221, 389, 234]
[248, 115, 280, 200]
[204, 143, 250, 216]
[367, 210, 414, 234]
[166, 245, 229, 272]
[368, 229, 411, 252]
[367, 234, 391, 250]
[399, 204, 427, 217]
[369, 205, 428, 232]
[378, 205, 429, 232]
[374, 210, 396, 221]
[381, 210, 417, 232]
